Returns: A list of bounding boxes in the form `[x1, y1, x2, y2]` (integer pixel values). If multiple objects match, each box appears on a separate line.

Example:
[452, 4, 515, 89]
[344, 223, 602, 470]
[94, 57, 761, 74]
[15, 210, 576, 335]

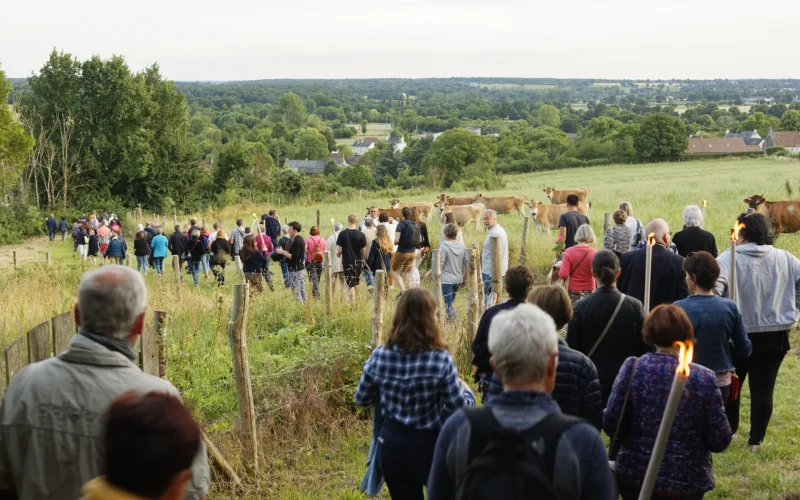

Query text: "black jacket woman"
[365, 224, 393, 280]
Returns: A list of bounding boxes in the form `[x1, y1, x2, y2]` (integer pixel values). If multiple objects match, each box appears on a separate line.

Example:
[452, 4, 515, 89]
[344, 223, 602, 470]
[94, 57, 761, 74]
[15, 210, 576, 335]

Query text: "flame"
[702, 200, 707, 208]
[730, 222, 745, 241]
[647, 233, 656, 246]
[675, 340, 694, 376]
[330, 218, 335, 224]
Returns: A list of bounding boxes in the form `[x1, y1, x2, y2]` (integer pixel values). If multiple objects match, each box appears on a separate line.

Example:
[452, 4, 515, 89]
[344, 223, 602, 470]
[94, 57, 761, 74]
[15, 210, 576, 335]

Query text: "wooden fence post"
[173, 208, 178, 227]
[473, 243, 485, 316]
[468, 248, 480, 341]
[490, 236, 503, 304]
[12, 251, 18, 270]
[234, 255, 244, 282]
[45, 252, 51, 267]
[5, 338, 26, 384]
[284, 216, 288, 225]
[316, 209, 320, 228]
[603, 212, 611, 233]
[371, 270, 386, 347]
[27, 321, 51, 362]
[172, 255, 181, 291]
[323, 250, 333, 316]
[125, 254, 132, 268]
[140, 312, 159, 377]
[431, 249, 443, 322]
[51, 312, 74, 356]
[519, 215, 530, 266]
[228, 283, 258, 472]
[155, 311, 168, 379]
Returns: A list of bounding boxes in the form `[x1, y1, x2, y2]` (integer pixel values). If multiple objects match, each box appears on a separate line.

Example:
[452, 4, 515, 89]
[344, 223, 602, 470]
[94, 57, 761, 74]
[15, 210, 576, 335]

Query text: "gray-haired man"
[0, 266, 210, 500]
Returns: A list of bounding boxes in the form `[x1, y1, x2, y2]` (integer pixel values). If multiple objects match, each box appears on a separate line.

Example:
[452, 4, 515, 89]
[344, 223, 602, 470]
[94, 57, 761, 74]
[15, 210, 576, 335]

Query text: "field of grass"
[2, 157, 800, 498]
[468, 83, 561, 91]
[335, 123, 393, 148]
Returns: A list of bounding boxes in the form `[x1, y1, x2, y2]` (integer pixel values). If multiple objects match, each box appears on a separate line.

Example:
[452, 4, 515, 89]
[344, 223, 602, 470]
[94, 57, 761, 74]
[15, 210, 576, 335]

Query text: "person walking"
[79, 392, 202, 500]
[672, 205, 718, 258]
[0, 266, 210, 500]
[305, 226, 326, 299]
[354, 288, 475, 500]
[481, 209, 508, 305]
[240, 234, 268, 292]
[254, 224, 274, 290]
[133, 230, 150, 275]
[103, 232, 126, 265]
[378, 213, 398, 252]
[262, 210, 282, 248]
[87, 228, 99, 267]
[714, 213, 800, 451]
[229, 218, 246, 258]
[275, 221, 307, 304]
[558, 194, 590, 251]
[428, 303, 613, 500]
[200, 225, 211, 279]
[59, 217, 69, 241]
[392, 208, 420, 295]
[278, 225, 292, 288]
[558, 224, 598, 304]
[566, 250, 649, 404]
[603, 305, 732, 500]
[618, 219, 688, 311]
[46, 214, 57, 241]
[168, 225, 188, 275]
[620, 201, 644, 250]
[97, 221, 111, 260]
[361, 217, 378, 291]
[210, 230, 231, 286]
[439, 223, 468, 321]
[365, 224, 393, 285]
[71, 222, 82, 257]
[337, 214, 367, 303]
[603, 209, 632, 256]
[675, 251, 751, 409]
[187, 230, 204, 288]
[150, 227, 169, 276]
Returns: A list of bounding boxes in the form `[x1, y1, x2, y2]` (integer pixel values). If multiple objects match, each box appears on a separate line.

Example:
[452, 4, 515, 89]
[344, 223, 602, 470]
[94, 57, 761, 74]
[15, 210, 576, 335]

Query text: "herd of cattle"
[368, 189, 800, 237]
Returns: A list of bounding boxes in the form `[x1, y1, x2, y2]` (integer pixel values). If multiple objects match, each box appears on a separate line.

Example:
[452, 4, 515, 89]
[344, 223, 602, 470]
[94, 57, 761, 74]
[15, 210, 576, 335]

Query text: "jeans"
[280, 261, 290, 288]
[288, 270, 307, 304]
[61, 231, 67, 241]
[201, 253, 210, 275]
[726, 333, 787, 445]
[136, 255, 148, 274]
[481, 272, 492, 305]
[441, 283, 460, 319]
[363, 269, 374, 291]
[307, 261, 322, 299]
[378, 418, 439, 500]
[48, 230, 55, 241]
[189, 260, 201, 286]
[153, 257, 164, 275]
[359, 407, 385, 496]
[262, 258, 272, 284]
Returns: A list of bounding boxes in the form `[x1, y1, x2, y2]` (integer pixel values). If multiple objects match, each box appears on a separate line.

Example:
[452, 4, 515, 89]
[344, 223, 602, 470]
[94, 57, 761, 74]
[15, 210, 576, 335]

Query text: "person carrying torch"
[602, 305, 731, 500]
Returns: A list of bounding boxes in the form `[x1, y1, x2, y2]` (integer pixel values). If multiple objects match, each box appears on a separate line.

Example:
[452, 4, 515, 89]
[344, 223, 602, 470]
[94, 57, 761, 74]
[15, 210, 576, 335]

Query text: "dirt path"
[0, 236, 68, 269]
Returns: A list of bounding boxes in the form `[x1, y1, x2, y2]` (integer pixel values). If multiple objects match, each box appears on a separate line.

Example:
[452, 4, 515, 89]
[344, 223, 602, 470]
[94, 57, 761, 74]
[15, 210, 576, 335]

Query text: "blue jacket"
[427, 391, 614, 500]
[674, 295, 751, 373]
[150, 234, 169, 258]
[471, 298, 525, 381]
[58, 220, 69, 232]
[104, 237, 126, 258]
[46, 218, 57, 231]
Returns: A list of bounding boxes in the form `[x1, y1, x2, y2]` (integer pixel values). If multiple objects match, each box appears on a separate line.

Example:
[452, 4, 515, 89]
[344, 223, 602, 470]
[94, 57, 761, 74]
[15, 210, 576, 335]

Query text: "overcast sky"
[1, 0, 796, 81]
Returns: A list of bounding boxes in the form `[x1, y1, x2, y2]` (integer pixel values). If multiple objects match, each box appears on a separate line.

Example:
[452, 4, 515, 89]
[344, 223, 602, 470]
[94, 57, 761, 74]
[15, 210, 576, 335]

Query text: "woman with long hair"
[200, 225, 211, 279]
[240, 234, 267, 292]
[87, 228, 99, 267]
[133, 230, 150, 275]
[365, 224, 393, 282]
[210, 230, 231, 286]
[355, 288, 474, 500]
[408, 208, 429, 288]
[305, 225, 326, 299]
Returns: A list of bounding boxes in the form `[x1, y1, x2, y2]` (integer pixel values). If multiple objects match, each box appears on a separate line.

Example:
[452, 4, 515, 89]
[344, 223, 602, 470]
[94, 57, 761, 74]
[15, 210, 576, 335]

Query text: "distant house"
[386, 136, 407, 153]
[723, 130, 765, 149]
[684, 137, 763, 155]
[327, 154, 348, 167]
[352, 136, 381, 155]
[462, 126, 482, 135]
[284, 159, 328, 175]
[765, 129, 800, 153]
[345, 156, 360, 166]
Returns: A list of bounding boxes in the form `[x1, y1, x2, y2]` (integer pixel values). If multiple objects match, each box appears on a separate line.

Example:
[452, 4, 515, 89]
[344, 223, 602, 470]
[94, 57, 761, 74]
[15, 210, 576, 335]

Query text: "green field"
[2, 158, 800, 498]
[468, 82, 561, 91]
[335, 123, 393, 148]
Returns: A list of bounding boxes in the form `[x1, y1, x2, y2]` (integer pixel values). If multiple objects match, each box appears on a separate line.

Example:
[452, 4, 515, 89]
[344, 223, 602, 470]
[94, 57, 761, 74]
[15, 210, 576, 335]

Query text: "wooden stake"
[228, 283, 258, 472]
[468, 247, 480, 340]
[431, 249, 443, 322]
[154, 310, 168, 379]
[323, 250, 333, 316]
[519, 215, 530, 265]
[234, 255, 244, 282]
[473, 243, 485, 316]
[173, 255, 181, 293]
[173, 208, 178, 227]
[125, 254, 132, 267]
[491, 236, 503, 304]
[371, 270, 387, 347]
[13, 251, 18, 270]
[46, 252, 51, 267]
[316, 209, 321, 228]
[201, 430, 243, 489]
[604, 212, 611, 233]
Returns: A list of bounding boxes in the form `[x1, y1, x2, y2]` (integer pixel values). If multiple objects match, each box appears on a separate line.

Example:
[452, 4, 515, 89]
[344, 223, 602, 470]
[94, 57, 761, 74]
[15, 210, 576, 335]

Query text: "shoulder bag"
[587, 294, 625, 358]
[553, 250, 589, 290]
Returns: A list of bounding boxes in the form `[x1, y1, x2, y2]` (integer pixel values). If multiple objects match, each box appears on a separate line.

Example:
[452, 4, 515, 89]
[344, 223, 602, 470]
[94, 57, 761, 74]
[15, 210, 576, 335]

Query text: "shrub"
[766, 147, 787, 156]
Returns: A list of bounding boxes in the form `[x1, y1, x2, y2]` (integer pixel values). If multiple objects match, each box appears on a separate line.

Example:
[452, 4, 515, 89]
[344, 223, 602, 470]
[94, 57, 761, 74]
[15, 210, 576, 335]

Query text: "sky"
[1, 0, 797, 81]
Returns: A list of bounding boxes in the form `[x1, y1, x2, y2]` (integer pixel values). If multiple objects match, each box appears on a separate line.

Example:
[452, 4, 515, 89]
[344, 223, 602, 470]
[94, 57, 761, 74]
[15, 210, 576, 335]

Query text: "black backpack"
[454, 408, 582, 500]
[399, 221, 421, 248]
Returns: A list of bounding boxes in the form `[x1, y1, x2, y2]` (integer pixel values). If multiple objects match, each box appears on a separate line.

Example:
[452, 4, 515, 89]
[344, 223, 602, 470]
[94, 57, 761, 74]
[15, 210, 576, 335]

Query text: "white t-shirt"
[379, 221, 399, 252]
[326, 232, 343, 272]
[482, 224, 509, 277]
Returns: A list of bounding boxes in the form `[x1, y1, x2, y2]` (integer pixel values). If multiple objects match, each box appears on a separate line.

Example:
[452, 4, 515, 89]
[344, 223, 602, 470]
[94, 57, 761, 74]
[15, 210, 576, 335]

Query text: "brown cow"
[474, 194, 527, 216]
[435, 202, 485, 230]
[744, 195, 800, 235]
[367, 206, 403, 220]
[543, 186, 590, 205]
[525, 200, 590, 231]
[388, 199, 433, 220]
[437, 193, 478, 206]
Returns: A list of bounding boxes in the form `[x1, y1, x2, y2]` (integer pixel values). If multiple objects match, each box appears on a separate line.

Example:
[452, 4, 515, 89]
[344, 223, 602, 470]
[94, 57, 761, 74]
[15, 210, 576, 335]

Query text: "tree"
[337, 144, 352, 157]
[537, 105, 561, 128]
[633, 113, 688, 158]
[361, 120, 368, 134]
[0, 71, 35, 196]
[293, 128, 329, 160]
[522, 126, 573, 160]
[214, 139, 250, 189]
[341, 164, 377, 190]
[741, 112, 780, 137]
[321, 128, 336, 152]
[779, 110, 800, 131]
[278, 92, 307, 128]
[421, 129, 495, 186]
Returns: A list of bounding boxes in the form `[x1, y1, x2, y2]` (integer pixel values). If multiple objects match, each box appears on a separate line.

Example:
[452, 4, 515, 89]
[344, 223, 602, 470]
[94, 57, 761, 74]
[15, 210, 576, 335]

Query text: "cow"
[543, 186, 590, 205]
[525, 199, 591, 231]
[437, 193, 478, 207]
[744, 195, 800, 235]
[388, 199, 434, 220]
[435, 202, 485, 230]
[473, 194, 527, 216]
[367, 206, 403, 221]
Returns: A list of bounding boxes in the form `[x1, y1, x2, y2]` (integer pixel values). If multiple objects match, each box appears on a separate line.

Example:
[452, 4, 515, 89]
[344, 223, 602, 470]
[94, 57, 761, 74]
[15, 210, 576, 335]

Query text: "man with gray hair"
[481, 209, 508, 305]
[619, 218, 689, 311]
[672, 205, 718, 258]
[427, 304, 613, 499]
[0, 266, 209, 500]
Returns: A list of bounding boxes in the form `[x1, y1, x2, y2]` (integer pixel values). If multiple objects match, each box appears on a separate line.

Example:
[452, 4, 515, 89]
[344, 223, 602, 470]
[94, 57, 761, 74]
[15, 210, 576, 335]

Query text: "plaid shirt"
[354, 345, 475, 430]
[231, 227, 245, 255]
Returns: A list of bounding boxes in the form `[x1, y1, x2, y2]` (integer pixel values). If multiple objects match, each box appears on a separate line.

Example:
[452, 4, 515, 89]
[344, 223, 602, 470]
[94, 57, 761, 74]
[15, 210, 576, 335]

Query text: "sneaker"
[749, 444, 760, 453]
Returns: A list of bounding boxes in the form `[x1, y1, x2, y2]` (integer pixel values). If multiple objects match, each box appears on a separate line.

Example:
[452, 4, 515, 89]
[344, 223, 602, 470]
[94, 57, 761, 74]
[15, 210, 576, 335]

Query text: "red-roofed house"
[684, 137, 763, 155]
[765, 129, 800, 153]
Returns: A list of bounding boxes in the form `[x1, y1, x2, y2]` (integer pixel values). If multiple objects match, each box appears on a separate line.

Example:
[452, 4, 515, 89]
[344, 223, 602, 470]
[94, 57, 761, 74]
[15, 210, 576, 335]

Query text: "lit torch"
[644, 233, 656, 312]
[330, 218, 335, 233]
[729, 222, 745, 303]
[252, 213, 262, 236]
[700, 200, 707, 229]
[638, 340, 694, 500]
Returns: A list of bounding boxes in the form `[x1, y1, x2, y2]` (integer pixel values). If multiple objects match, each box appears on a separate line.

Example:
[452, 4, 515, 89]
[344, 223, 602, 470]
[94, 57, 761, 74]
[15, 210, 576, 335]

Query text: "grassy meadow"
[2, 157, 800, 498]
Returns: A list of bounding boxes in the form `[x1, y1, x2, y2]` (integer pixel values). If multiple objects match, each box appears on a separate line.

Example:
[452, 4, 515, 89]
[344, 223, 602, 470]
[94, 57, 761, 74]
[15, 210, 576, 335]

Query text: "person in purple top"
[603, 304, 732, 500]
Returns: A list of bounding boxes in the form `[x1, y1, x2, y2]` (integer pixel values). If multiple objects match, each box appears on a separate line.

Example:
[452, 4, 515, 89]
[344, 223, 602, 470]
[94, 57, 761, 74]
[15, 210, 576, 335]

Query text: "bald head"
[644, 219, 671, 246]
[77, 266, 148, 341]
